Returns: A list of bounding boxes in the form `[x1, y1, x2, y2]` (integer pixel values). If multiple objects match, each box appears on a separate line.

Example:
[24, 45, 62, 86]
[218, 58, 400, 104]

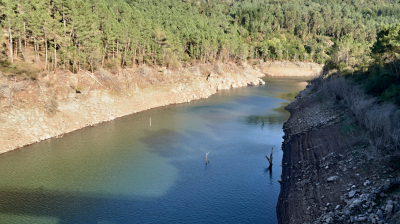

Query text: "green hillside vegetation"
[315, 22, 400, 162]
[1, 0, 400, 74]
[323, 22, 400, 106]
[357, 23, 400, 105]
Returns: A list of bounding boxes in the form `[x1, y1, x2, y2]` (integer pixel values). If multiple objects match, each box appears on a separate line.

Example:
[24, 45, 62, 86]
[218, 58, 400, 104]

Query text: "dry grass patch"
[311, 75, 400, 164]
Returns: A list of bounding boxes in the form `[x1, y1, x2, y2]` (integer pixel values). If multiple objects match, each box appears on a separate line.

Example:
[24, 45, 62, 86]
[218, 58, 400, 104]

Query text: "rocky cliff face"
[0, 63, 265, 154]
[277, 85, 400, 224]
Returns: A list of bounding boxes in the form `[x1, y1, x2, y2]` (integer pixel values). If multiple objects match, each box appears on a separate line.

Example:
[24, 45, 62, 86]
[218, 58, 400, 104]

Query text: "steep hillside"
[277, 78, 400, 224]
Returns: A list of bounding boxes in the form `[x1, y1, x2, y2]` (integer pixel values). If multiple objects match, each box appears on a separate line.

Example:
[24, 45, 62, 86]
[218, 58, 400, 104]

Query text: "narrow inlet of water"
[0, 76, 309, 224]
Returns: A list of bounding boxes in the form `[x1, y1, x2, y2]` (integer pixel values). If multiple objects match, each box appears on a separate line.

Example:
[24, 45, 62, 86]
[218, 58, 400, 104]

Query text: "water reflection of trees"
[245, 114, 286, 127]
[277, 92, 297, 101]
[0, 187, 182, 223]
[245, 100, 292, 128]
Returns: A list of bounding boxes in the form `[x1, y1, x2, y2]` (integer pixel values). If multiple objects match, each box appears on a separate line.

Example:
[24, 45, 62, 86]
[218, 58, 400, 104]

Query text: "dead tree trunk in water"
[264, 145, 274, 168]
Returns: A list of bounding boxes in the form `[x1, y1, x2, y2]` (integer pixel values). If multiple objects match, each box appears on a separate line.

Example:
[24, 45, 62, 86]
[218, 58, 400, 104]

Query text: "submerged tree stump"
[206, 151, 210, 164]
[265, 145, 274, 168]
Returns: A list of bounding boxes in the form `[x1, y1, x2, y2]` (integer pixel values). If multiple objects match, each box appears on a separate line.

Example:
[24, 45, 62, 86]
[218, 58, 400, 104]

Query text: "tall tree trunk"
[74, 48, 77, 73]
[90, 55, 93, 73]
[102, 44, 108, 67]
[18, 35, 25, 60]
[63, 20, 66, 36]
[121, 44, 126, 67]
[34, 38, 38, 65]
[48, 53, 51, 73]
[117, 40, 119, 57]
[133, 47, 137, 67]
[162, 49, 165, 67]
[54, 37, 57, 71]
[14, 37, 18, 58]
[68, 24, 74, 43]
[24, 22, 27, 57]
[8, 26, 13, 63]
[142, 48, 145, 64]
[78, 43, 80, 71]
[151, 47, 153, 66]
[44, 33, 48, 70]
[84, 50, 86, 71]
[37, 42, 40, 63]
[137, 47, 141, 64]
[123, 39, 130, 67]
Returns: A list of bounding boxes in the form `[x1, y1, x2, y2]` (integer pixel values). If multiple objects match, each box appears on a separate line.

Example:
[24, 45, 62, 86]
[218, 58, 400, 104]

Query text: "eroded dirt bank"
[260, 60, 323, 77]
[277, 85, 400, 223]
[0, 61, 324, 154]
[0, 62, 269, 154]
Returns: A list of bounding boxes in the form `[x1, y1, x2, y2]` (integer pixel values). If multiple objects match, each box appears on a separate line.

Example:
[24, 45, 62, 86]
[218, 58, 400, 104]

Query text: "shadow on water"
[272, 102, 290, 114]
[0, 188, 155, 223]
[243, 99, 293, 129]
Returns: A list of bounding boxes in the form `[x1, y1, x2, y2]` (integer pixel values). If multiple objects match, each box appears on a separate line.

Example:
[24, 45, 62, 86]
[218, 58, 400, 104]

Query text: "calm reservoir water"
[0, 77, 308, 224]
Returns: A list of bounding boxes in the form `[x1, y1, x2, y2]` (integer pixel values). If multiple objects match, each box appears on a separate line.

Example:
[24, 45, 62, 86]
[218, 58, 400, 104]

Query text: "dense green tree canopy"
[1, 0, 400, 71]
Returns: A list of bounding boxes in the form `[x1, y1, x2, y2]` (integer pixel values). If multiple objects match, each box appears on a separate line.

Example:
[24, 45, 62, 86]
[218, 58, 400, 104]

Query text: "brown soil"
[277, 85, 400, 224]
[0, 61, 323, 155]
[260, 60, 323, 77]
[0, 62, 273, 154]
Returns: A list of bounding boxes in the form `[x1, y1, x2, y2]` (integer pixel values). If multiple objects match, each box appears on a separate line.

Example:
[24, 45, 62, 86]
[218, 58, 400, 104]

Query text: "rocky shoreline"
[0, 63, 268, 154]
[0, 61, 325, 155]
[277, 84, 400, 224]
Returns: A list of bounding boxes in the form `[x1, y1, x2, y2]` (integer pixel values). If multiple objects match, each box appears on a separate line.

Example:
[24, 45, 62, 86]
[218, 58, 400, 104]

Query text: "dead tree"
[265, 145, 274, 168]
[206, 151, 210, 164]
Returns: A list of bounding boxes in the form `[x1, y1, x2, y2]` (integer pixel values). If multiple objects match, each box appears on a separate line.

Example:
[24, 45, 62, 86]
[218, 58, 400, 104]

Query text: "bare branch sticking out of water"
[265, 145, 274, 168]
[206, 151, 210, 164]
